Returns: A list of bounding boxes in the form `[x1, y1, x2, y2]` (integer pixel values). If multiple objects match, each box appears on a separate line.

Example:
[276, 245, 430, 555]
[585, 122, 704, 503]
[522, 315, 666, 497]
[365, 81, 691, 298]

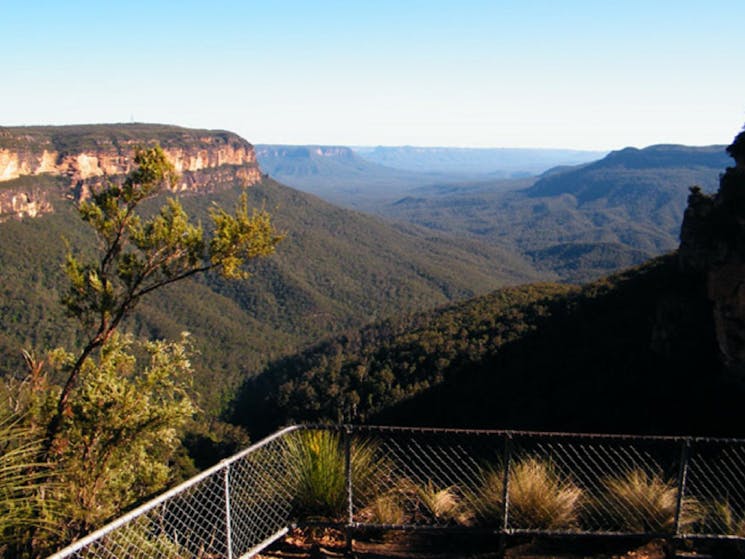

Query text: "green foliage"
[372, 255, 743, 437]
[4, 333, 197, 556]
[0, 123, 244, 155]
[81, 516, 186, 559]
[232, 283, 573, 436]
[56, 334, 196, 530]
[0, 144, 283, 556]
[0, 410, 57, 555]
[49, 144, 281, 449]
[0, 173, 542, 418]
[378, 145, 728, 282]
[61, 145, 279, 343]
[283, 429, 384, 521]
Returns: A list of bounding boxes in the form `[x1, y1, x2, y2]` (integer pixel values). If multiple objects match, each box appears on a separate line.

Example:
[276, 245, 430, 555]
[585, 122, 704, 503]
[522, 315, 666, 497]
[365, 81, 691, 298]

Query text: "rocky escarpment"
[0, 124, 262, 221]
[679, 129, 745, 377]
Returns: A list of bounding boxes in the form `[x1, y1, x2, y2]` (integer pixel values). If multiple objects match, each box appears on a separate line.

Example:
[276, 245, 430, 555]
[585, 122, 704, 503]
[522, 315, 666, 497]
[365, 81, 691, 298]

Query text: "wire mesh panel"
[506, 433, 685, 536]
[49, 426, 300, 559]
[685, 439, 745, 538]
[350, 427, 506, 528]
[227, 433, 296, 556]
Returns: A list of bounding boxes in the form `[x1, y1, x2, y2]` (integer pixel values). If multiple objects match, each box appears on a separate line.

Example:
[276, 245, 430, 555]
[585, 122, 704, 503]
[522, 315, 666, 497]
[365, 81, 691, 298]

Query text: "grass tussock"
[359, 493, 407, 525]
[283, 429, 385, 520]
[469, 457, 583, 530]
[701, 499, 745, 537]
[0, 412, 60, 554]
[414, 480, 465, 524]
[603, 468, 703, 533]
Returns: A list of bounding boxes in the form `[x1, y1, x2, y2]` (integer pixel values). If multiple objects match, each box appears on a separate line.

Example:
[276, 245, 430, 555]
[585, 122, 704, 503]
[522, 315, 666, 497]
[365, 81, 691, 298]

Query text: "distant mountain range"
[257, 142, 730, 282]
[352, 145, 605, 176]
[255, 144, 499, 211]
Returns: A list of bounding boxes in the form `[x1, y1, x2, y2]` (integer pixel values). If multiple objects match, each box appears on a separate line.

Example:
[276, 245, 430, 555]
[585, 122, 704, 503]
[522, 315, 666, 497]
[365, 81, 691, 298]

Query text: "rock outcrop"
[0, 187, 53, 220]
[679, 129, 745, 376]
[0, 124, 262, 221]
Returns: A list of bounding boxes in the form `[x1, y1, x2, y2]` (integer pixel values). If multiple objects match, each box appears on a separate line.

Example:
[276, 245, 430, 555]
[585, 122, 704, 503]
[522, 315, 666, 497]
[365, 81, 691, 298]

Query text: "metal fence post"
[501, 432, 513, 532]
[224, 464, 234, 559]
[498, 432, 513, 558]
[344, 425, 354, 553]
[673, 438, 691, 536]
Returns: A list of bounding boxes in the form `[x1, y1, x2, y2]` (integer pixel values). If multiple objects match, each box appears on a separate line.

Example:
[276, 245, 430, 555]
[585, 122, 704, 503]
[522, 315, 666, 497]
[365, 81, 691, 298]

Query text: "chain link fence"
[49, 425, 745, 558]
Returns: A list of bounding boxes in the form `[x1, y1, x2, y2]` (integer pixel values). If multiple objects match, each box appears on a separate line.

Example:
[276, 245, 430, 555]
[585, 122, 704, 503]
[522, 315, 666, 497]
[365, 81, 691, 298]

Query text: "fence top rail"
[300, 423, 745, 445]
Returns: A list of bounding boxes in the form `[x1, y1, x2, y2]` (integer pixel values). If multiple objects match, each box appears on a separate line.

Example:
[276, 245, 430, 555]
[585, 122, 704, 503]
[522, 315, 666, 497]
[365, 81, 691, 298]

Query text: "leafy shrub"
[92, 516, 185, 559]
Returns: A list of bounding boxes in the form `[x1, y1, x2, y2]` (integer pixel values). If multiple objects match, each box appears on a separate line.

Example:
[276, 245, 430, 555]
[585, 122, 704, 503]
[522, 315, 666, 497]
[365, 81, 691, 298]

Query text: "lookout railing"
[49, 425, 745, 558]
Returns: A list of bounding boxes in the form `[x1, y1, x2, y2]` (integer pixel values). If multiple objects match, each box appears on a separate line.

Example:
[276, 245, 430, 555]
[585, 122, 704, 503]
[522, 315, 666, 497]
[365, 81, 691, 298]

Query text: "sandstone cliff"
[679, 129, 745, 376]
[0, 124, 262, 221]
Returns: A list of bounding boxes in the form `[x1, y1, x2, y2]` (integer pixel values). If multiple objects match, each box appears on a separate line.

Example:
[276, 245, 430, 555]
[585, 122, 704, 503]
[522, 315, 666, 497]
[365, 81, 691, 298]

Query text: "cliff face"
[0, 124, 262, 221]
[0, 186, 53, 219]
[679, 130, 745, 376]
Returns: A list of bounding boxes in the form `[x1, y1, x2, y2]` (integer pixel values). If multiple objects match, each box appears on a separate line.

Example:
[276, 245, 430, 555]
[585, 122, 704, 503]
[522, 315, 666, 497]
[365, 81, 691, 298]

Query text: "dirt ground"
[258, 529, 735, 559]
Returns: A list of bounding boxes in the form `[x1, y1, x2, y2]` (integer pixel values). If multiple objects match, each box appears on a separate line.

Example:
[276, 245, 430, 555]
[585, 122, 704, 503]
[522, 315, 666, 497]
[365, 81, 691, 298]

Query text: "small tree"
[1, 144, 281, 556]
[47, 144, 282, 449]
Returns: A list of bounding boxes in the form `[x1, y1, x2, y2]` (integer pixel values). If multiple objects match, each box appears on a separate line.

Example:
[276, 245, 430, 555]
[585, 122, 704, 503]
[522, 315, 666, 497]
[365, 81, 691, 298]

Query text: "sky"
[2, 0, 744, 150]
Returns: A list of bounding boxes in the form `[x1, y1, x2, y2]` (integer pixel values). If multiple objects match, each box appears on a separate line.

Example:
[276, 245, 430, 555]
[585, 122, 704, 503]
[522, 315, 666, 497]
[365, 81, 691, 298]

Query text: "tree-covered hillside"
[0, 177, 542, 414]
[233, 254, 741, 439]
[231, 282, 574, 437]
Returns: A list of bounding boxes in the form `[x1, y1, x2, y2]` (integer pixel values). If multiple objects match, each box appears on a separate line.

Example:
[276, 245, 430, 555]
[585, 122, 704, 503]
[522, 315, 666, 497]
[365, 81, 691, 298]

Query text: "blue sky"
[2, 0, 743, 149]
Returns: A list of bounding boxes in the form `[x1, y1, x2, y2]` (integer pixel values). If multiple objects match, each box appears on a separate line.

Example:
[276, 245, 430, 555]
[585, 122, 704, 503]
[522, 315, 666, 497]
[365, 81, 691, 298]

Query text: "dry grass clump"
[469, 457, 583, 530]
[360, 493, 408, 525]
[701, 499, 745, 537]
[414, 480, 466, 524]
[603, 468, 703, 533]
